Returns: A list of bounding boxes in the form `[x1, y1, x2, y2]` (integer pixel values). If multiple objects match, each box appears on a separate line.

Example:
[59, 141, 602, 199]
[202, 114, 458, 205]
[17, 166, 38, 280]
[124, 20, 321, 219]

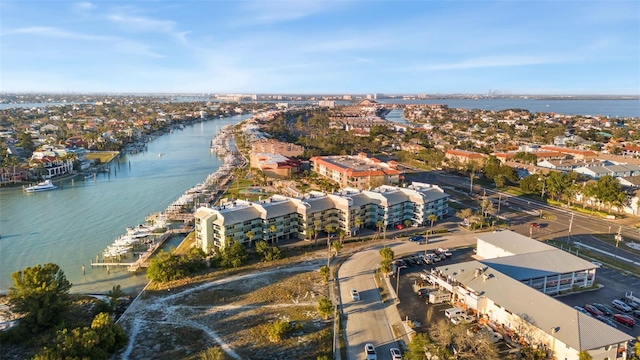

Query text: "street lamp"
[538, 177, 546, 200]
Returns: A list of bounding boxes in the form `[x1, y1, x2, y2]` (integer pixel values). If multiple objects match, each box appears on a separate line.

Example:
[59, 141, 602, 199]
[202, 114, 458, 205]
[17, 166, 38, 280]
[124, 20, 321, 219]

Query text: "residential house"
[445, 149, 486, 165]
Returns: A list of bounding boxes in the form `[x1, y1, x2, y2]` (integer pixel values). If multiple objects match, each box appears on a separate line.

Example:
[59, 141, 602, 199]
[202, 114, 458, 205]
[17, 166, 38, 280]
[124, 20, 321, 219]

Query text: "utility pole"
[396, 265, 401, 304]
[568, 212, 574, 244]
[497, 193, 502, 216]
[614, 226, 622, 260]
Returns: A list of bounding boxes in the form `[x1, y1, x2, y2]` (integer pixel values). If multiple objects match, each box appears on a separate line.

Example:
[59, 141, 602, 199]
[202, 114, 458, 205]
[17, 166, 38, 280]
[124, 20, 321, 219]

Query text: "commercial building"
[424, 231, 631, 360]
[250, 139, 304, 158]
[310, 153, 402, 189]
[445, 149, 486, 165]
[249, 153, 301, 179]
[194, 182, 449, 251]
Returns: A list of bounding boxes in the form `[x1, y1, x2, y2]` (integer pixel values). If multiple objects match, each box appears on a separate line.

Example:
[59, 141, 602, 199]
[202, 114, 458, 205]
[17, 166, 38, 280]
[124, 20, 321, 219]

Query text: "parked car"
[409, 235, 425, 242]
[574, 306, 591, 316]
[590, 261, 603, 267]
[583, 304, 603, 317]
[530, 222, 541, 228]
[420, 255, 433, 265]
[612, 299, 633, 312]
[595, 315, 618, 328]
[621, 297, 640, 310]
[364, 343, 377, 360]
[350, 289, 360, 301]
[592, 303, 614, 316]
[451, 314, 475, 325]
[389, 347, 403, 360]
[395, 224, 404, 230]
[417, 288, 430, 298]
[613, 314, 636, 327]
[633, 310, 640, 319]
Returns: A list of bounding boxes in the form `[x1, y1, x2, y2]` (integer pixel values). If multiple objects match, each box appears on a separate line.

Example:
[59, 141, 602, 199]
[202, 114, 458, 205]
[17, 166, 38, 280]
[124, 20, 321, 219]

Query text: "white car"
[390, 347, 403, 360]
[350, 288, 360, 301]
[451, 314, 475, 325]
[364, 343, 377, 360]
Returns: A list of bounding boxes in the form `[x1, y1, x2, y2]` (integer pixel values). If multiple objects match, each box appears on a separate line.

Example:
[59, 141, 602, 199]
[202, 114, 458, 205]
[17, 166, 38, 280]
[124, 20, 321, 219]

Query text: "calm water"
[2, 98, 639, 117]
[0, 114, 250, 294]
[376, 98, 640, 118]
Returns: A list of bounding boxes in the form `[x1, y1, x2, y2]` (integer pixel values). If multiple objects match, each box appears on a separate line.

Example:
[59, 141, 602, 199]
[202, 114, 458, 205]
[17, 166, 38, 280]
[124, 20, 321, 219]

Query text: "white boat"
[25, 180, 57, 193]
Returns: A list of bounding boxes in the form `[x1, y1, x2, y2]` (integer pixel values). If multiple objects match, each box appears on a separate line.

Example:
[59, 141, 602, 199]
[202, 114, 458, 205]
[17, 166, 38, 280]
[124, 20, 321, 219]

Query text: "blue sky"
[1, 1, 639, 95]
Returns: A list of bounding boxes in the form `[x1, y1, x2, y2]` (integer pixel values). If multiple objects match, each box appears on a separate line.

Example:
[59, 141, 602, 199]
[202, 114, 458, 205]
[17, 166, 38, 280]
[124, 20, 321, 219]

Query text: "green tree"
[9, 263, 72, 333]
[255, 240, 282, 261]
[379, 247, 394, 261]
[380, 259, 393, 275]
[404, 219, 412, 234]
[197, 347, 233, 360]
[428, 214, 438, 233]
[33, 312, 127, 360]
[405, 332, 438, 360]
[578, 350, 593, 360]
[319, 265, 330, 284]
[317, 297, 333, 319]
[146, 250, 188, 282]
[219, 240, 248, 268]
[246, 230, 255, 248]
[266, 320, 292, 342]
[106, 284, 125, 312]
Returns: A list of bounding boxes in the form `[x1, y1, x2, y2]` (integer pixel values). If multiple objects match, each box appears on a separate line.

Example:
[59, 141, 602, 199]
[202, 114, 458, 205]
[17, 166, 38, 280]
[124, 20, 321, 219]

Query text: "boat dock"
[91, 228, 191, 272]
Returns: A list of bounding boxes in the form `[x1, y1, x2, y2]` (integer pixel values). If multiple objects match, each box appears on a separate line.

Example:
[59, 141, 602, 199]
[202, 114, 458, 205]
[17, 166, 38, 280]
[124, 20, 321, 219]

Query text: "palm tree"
[375, 220, 384, 240]
[404, 219, 412, 235]
[269, 224, 277, 245]
[246, 230, 254, 248]
[354, 217, 363, 231]
[332, 241, 343, 257]
[314, 220, 322, 246]
[428, 214, 438, 236]
[336, 228, 346, 244]
[307, 228, 316, 242]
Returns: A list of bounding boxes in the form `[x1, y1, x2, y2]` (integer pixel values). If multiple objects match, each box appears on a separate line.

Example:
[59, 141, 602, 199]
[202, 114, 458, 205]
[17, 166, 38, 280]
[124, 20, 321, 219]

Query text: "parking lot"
[390, 244, 640, 345]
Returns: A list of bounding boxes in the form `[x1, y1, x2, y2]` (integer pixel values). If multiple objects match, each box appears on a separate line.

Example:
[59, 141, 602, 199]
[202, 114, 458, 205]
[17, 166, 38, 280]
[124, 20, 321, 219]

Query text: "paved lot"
[390, 244, 640, 342]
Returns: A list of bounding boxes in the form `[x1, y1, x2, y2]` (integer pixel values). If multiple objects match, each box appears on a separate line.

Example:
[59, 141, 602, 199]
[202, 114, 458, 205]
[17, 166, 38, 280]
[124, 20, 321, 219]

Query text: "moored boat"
[25, 180, 57, 193]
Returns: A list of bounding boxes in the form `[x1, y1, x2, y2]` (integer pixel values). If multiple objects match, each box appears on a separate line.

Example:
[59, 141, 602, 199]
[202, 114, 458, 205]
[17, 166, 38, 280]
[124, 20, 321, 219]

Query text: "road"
[338, 235, 478, 360]
[416, 171, 640, 265]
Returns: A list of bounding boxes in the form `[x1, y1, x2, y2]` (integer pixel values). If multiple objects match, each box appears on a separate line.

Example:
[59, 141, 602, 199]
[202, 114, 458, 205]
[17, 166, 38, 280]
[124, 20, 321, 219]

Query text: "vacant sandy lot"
[116, 251, 332, 360]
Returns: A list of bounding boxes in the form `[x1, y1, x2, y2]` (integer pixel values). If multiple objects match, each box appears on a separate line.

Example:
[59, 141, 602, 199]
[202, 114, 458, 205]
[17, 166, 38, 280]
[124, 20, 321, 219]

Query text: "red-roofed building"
[541, 146, 598, 160]
[310, 153, 402, 189]
[445, 149, 486, 165]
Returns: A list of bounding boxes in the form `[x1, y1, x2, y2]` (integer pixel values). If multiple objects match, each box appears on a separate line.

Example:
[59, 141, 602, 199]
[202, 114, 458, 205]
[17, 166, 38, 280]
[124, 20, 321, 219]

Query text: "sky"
[1, 0, 639, 95]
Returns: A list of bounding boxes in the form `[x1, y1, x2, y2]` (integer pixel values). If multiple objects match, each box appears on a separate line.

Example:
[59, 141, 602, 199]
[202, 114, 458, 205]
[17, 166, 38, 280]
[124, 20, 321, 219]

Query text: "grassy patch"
[591, 234, 640, 256]
[86, 151, 119, 163]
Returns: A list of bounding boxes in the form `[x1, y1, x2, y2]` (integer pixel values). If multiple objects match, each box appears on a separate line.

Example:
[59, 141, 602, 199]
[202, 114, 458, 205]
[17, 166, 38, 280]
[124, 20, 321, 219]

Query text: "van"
[612, 299, 632, 312]
[444, 307, 464, 319]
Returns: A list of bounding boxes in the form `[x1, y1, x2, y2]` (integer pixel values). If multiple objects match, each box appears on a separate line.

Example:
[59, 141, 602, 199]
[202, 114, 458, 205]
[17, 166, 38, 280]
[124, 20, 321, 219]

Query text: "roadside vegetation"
[0, 263, 128, 359]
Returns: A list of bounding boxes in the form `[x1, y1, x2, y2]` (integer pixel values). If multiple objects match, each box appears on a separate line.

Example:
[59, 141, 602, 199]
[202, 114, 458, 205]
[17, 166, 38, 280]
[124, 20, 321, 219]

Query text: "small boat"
[25, 180, 57, 193]
[158, 152, 164, 157]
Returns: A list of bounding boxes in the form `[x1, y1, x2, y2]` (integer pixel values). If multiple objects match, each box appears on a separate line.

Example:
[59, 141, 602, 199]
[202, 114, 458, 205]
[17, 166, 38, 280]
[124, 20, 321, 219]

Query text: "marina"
[92, 121, 246, 273]
[0, 113, 252, 294]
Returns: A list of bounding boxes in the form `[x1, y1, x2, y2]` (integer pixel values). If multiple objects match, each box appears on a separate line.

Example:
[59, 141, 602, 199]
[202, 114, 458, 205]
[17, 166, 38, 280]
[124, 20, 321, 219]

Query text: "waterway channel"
[0, 114, 251, 295]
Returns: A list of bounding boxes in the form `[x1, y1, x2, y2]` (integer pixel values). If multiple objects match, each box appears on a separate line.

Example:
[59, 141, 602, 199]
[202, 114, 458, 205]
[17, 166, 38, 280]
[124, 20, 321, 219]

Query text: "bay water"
[0, 114, 251, 295]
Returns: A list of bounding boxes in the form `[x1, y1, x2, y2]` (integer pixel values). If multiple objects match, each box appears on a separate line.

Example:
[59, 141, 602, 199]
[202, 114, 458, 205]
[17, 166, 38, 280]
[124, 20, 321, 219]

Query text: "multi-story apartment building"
[194, 182, 449, 251]
[310, 153, 402, 189]
[250, 139, 304, 158]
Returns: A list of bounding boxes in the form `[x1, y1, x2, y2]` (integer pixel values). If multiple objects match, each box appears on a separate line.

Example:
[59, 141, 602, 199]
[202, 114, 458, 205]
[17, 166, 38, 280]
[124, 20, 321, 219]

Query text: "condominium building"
[310, 153, 402, 189]
[194, 182, 449, 251]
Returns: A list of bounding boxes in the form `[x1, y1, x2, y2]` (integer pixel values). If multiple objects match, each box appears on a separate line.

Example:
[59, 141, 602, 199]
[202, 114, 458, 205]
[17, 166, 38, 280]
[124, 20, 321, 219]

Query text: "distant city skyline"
[1, 1, 639, 95]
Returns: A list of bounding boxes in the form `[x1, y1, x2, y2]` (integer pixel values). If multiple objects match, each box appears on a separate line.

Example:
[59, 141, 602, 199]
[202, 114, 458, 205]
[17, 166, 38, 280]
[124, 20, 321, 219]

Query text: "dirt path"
[117, 256, 328, 360]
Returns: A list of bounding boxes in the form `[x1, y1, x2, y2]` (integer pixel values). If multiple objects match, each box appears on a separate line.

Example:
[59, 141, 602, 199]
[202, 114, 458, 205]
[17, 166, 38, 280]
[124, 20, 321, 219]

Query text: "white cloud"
[105, 12, 190, 44]
[2, 26, 115, 41]
[233, 0, 337, 25]
[410, 55, 578, 71]
[72, 2, 95, 13]
[114, 41, 165, 58]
